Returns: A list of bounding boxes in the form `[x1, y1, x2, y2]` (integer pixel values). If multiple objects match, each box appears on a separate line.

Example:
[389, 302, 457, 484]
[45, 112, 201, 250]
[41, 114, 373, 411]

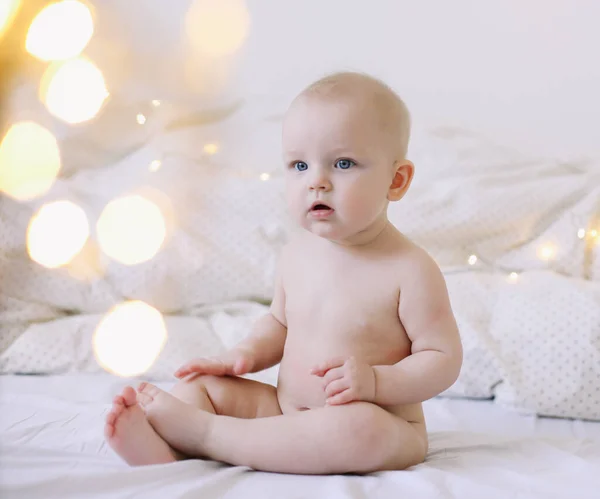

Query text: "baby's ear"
[387, 160, 414, 202]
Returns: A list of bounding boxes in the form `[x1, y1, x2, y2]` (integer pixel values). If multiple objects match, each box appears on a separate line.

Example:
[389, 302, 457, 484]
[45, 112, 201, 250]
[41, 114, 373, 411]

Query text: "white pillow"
[491, 271, 600, 421]
[0, 301, 278, 385]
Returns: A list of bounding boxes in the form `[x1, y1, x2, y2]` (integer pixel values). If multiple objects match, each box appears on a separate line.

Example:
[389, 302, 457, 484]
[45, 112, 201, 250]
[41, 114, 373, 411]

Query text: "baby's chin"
[302, 220, 358, 243]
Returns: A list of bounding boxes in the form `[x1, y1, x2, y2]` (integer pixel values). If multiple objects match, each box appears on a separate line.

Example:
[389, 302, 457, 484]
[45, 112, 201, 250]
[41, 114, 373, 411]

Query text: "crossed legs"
[105, 375, 427, 474]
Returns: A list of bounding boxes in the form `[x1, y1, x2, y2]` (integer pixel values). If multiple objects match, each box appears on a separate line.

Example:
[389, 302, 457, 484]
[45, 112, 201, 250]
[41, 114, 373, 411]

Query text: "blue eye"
[335, 159, 355, 169]
[294, 161, 308, 172]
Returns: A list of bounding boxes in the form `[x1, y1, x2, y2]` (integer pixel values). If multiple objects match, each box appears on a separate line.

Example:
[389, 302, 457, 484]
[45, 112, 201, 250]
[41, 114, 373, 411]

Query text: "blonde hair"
[297, 71, 411, 159]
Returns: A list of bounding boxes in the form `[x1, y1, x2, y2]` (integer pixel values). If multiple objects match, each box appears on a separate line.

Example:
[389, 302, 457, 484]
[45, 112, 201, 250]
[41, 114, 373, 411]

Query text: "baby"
[104, 71, 463, 475]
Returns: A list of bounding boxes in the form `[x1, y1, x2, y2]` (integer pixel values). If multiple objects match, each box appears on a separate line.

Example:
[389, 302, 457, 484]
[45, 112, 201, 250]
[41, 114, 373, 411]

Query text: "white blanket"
[1, 374, 599, 499]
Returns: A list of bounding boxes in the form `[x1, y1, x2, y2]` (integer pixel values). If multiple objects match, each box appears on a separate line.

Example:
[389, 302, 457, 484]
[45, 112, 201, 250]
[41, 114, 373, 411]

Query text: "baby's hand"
[310, 356, 376, 406]
[174, 348, 255, 379]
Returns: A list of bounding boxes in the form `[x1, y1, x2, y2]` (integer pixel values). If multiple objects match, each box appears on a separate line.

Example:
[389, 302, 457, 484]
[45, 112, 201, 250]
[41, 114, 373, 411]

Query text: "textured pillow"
[0, 301, 278, 385]
[0, 101, 292, 356]
[491, 271, 600, 420]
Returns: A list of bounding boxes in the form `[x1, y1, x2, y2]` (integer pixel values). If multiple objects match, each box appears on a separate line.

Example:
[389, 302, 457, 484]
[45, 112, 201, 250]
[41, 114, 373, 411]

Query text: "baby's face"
[282, 96, 397, 242]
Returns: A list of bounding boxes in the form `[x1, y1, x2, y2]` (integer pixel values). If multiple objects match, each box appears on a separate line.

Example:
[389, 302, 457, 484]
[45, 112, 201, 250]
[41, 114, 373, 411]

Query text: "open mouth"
[309, 202, 334, 217]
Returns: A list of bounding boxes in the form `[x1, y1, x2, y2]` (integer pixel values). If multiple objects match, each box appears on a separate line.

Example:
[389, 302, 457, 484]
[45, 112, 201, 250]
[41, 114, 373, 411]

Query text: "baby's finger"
[322, 366, 344, 385]
[326, 389, 354, 406]
[310, 357, 346, 376]
[174, 358, 224, 377]
[324, 377, 348, 398]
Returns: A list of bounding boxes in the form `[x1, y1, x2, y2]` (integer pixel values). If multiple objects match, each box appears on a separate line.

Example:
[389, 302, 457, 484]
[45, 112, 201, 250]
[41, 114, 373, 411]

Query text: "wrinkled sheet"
[1, 374, 599, 499]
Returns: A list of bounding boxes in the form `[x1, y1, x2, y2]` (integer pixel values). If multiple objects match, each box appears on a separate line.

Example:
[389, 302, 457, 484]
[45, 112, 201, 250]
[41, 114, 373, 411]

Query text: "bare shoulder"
[269, 232, 311, 326]
[394, 235, 445, 288]
[393, 233, 461, 357]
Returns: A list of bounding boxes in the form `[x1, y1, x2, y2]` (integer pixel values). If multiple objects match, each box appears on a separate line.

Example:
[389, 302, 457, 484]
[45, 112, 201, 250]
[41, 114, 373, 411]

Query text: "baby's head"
[282, 71, 414, 244]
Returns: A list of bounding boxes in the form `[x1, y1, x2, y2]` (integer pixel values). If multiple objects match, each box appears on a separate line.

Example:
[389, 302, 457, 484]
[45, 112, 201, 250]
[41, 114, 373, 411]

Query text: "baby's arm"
[175, 256, 288, 378]
[229, 255, 289, 372]
[372, 249, 463, 406]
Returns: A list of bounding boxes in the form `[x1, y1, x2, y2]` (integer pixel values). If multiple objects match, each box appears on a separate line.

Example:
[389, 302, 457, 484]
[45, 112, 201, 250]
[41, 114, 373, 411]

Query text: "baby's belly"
[276, 354, 328, 412]
[275, 337, 423, 424]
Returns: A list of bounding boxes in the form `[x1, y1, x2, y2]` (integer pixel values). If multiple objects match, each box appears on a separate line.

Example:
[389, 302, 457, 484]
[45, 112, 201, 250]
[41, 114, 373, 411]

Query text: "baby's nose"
[308, 172, 332, 191]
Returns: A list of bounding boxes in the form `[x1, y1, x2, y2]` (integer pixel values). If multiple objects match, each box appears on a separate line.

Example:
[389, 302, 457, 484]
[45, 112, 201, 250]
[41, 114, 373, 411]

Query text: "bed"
[1, 372, 599, 499]
[2, 2, 600, 498]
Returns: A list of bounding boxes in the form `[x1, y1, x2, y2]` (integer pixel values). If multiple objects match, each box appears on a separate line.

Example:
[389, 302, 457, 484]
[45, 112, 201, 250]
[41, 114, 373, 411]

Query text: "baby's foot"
[104, 385, 177, 466]
[137, 382, 211, 458]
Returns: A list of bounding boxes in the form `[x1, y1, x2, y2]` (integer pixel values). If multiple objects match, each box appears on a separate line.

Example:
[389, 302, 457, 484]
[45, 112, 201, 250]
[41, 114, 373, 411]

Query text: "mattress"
[1, 373, 599, 499]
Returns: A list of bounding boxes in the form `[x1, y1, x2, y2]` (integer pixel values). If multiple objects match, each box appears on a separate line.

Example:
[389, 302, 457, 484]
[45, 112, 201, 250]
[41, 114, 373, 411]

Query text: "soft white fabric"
[1, 374, 599, 499]
[1, 89, 600, 421]
[0, 301, 277, 384]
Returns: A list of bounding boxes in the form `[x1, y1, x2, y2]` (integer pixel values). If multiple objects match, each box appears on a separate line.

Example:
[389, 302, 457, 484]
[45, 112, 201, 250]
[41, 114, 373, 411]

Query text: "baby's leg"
[165, 374, 282, 460]
[170, 373, 282, 419]
[105, 374, 281, 465]
[138, 383, 428, 475]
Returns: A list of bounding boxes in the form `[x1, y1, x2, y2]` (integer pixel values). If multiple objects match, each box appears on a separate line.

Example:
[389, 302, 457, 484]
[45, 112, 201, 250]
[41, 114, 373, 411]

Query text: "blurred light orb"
[186, 0, 250, 58]
[203, 143, 218, 155]
[97, 194, 167, 265]
[0, 0, 21, 40]
[27, 200, 90, 268]
[26, 0, 94, 61]
[93, 301, 167, 377]
[149, 159, 162, 172]
[537, 243, 556, 261]
[40, 57, 108, 124]
[0, 121, 61, 201]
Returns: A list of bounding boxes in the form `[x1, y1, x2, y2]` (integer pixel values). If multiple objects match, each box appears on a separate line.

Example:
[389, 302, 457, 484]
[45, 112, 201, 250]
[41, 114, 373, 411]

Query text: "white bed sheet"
[1, 373, 599, 499]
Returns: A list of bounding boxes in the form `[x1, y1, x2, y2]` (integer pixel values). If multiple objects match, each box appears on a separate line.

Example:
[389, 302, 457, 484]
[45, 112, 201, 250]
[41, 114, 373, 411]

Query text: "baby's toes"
[105, 404, 123, 437]
[122, 386, 137, 407]
[136, 382, 161, 405]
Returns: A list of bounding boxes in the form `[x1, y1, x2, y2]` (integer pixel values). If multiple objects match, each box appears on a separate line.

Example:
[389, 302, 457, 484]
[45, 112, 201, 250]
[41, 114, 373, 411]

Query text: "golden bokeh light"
[0, 121, 61, 201]
[149, 159, 162, 172]
[27, 200, 90, 268]
[93, 301, 167, 377]
[537, 243, 556, 261]
[96, 194, 167, 265]
[203, 143, 219, 155]
[26, 0, 94, 61]
[185, 0, 250, 58]
[0, 0, 20, 40]
[40, 57, 108, 124]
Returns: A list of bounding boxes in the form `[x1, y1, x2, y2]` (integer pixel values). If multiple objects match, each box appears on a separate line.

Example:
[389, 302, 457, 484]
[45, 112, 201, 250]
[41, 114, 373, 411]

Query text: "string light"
[96, 195, 167, 265]
[40, 57, 108, 124]
[203, 143, 219, 155]
[537, 243, 556, 261]
[508, 272, 519, 283]
[0, 0, 21, 40]
[26, 1, 93, 61]
[27, 200, 89, 268]
[467, 254, 478, 265]
[151, 99, 161, 107]
[577, 228, 586, 239]
[260, 173, 270, 181]
[93, 301, 167, 377]
[591, 229, 598, 239]
[149, 159, 162, 172]
[185, 0, 251, 58]
[0, 121, 61, 201]
[136, 113, 146, 125]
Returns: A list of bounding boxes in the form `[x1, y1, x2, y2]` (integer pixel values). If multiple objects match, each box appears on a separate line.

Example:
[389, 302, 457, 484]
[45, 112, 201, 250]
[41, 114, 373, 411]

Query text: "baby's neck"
[326, 217, 394, 249]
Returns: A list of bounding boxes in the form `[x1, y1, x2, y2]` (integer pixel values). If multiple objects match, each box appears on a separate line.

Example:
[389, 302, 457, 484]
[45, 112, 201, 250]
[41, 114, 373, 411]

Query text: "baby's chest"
[284, 264, 400, 329]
